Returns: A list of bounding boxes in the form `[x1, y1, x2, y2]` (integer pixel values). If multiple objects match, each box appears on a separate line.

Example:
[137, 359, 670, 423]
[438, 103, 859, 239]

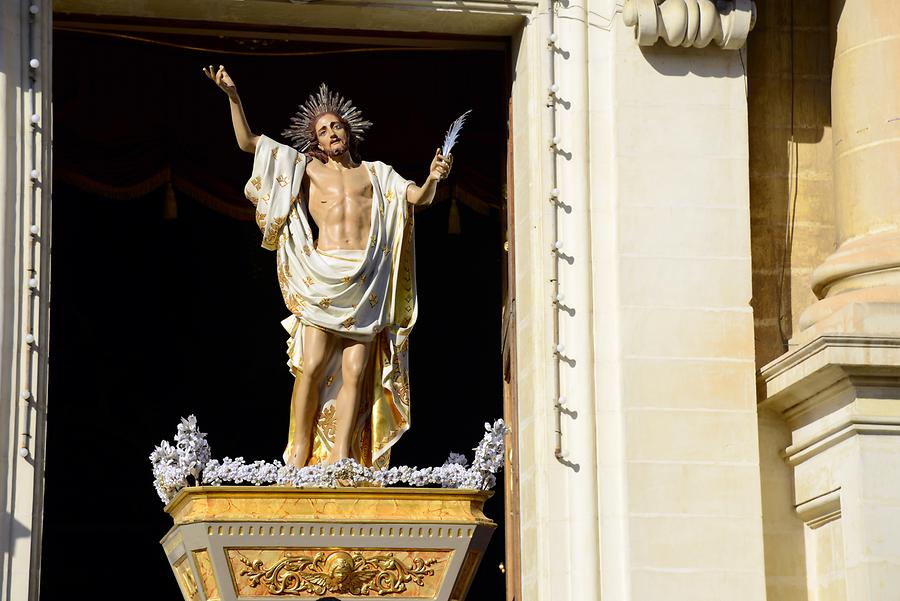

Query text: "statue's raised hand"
[203, 64, 238, 101]
[429, 148, 453, 181]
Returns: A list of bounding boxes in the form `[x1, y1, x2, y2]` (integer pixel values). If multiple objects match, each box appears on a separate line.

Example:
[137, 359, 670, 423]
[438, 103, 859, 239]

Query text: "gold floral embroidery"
[318, 298, 332, 309]
[261, 193, 270, 203]
[369, 166, 376, 176]
[255, 211, 266, 233]
[370, 235, 376, 248]
[276, 174, 289, 188]
[263, 214, 287, 247]
[392, 369, 410, 407]
[360, 274, 366, 285]
[250, 175, 262, 191]
[379, 203, 385, 217]
[271, 148, 279, 160]
[341, 316, 357, 329]
[286, 293, 305, 317]
[368, 293, 378, 308]
[385, 189, 395, 202]
[382, 244, 390, 256]
[342, 276, 352, 284]
[295, 154, 304, 165]
[326, 375, 335, 387]
[303, 276, 314, 287]
[303, 245, 312, 256]
[397, 338, 410, 354]
[317, 405, 336, 442]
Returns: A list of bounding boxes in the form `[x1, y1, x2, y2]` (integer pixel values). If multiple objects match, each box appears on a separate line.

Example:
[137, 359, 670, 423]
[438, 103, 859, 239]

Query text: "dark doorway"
[42, 23, 508, 600]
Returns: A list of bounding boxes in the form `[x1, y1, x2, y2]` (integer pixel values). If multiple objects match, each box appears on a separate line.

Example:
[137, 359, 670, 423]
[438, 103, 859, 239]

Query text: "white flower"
[150, 416, 511, 502]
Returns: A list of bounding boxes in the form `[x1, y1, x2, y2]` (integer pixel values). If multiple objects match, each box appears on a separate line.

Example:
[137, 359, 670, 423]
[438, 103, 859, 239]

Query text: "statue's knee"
[304, 354, 329, 379]
[343, 359, 368, 385]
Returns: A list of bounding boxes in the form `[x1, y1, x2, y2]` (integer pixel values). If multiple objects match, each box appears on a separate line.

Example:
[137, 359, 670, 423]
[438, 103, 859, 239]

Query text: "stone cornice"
[622, 0, 756, 49]
[761, 334, 900, 413]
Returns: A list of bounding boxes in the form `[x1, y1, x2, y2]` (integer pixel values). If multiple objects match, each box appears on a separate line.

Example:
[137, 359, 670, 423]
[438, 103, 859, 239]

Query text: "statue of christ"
[205, 65, 452, 469]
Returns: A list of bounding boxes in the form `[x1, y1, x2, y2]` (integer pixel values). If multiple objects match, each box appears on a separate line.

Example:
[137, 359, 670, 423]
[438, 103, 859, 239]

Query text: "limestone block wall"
[747, 2, 837, 600]
[512, 1, 768, 598]
[591, 26, 767, 601]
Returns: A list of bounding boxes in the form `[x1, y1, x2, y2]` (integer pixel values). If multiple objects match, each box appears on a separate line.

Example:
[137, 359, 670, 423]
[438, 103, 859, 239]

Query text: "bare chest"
[306, 164, 372, 219]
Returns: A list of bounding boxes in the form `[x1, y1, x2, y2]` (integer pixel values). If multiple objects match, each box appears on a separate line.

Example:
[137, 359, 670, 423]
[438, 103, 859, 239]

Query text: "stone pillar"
[762, 3, 900, 599]
[799, 0, 900, 332]
[0, 2, 52, 600]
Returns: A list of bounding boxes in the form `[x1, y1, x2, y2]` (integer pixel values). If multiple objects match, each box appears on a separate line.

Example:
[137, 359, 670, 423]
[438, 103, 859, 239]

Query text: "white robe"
[245, 135, 417, 468]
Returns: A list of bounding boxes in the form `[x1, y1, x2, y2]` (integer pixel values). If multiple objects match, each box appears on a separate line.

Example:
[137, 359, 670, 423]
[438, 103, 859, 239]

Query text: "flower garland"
[150, 416, 510, 504]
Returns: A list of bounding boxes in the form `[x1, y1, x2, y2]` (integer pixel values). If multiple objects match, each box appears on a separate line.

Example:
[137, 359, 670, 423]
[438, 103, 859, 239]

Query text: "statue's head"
[306, 112, 360, 164]
[282, 84, 371, 164]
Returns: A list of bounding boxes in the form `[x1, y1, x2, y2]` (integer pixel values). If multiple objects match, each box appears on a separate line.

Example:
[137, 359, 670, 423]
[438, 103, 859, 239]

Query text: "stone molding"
[761, 334, 900, 465]
[622, 0, 756, 49]
[795, 488, 841, 529]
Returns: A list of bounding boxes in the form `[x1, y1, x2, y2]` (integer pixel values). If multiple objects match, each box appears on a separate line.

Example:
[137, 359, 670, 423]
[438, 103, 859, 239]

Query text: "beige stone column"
[762, 4, 900, 599]
[799, 0, 900, 332]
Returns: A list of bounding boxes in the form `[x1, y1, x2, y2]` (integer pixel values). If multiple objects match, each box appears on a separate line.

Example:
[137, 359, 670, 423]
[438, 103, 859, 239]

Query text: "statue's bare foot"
[287, 444, 310, 468]
[326, 446, 350, 465]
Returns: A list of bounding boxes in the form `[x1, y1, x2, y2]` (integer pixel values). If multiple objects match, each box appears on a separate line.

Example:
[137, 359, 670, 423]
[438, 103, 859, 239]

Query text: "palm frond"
[441, 110, 472, 156]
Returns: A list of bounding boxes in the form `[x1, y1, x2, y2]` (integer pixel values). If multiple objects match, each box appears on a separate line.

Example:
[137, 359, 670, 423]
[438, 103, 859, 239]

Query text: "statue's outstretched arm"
[407, 148, 452, 206]
[202, 65, 260, 154]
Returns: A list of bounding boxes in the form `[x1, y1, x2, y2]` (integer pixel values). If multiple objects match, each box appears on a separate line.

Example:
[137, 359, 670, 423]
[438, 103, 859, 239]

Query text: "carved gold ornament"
[239, 551, 438, 596]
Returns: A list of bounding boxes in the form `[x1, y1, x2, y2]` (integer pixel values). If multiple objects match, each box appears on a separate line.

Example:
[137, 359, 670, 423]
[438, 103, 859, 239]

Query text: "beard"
[327, 140, 348, 157]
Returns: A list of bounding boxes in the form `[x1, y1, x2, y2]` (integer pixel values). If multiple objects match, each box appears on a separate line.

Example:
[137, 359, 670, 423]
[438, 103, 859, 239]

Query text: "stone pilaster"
[0, 1, 52, 601]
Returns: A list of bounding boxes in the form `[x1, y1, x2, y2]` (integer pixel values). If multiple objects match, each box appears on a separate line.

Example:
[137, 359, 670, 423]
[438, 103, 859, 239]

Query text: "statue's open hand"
[429, 148, 453, 181]
[203, 65, 238, 100]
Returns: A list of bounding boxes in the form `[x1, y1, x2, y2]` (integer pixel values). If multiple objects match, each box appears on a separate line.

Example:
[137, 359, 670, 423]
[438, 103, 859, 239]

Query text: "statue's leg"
[288, 325, 335, 468]
[328, 338, 371, 463]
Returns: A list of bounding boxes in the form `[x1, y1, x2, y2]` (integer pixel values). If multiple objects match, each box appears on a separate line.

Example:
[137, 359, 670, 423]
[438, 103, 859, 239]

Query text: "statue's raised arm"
[203, 64, 259, 154]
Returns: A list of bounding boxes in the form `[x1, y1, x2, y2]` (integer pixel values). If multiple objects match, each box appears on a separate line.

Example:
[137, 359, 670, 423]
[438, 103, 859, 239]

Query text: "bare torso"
[303, 159, 374, 251]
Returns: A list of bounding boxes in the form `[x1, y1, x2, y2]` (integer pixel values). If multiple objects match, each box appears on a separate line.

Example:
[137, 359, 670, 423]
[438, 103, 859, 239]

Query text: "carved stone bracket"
[622, 0, 756, 49]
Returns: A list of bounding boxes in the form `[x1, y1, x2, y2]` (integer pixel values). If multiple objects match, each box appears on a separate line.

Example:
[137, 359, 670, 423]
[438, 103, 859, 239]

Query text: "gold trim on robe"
[245, 135, 417, 468]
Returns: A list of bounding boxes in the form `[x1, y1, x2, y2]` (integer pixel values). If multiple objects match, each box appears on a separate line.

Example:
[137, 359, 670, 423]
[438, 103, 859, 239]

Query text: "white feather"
[441, 110, 472, 156]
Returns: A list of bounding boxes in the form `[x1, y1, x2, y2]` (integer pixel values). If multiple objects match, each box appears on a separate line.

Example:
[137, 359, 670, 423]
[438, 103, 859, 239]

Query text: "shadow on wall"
[640, 44, 746, 78]
[748, 0, 831, 367]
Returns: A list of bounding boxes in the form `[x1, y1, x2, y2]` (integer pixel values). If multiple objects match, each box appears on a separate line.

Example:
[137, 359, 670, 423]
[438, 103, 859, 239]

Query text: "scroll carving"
[239, 551, 438, 596]
[622, 0, 756, 49]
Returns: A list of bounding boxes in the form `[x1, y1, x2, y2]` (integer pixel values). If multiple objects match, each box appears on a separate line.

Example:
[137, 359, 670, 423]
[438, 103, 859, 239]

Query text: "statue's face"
[314, 112, 349, 157]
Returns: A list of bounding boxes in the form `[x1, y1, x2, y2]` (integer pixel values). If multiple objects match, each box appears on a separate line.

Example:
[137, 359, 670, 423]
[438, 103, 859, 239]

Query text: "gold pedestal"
[161, 487, 495, 601]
